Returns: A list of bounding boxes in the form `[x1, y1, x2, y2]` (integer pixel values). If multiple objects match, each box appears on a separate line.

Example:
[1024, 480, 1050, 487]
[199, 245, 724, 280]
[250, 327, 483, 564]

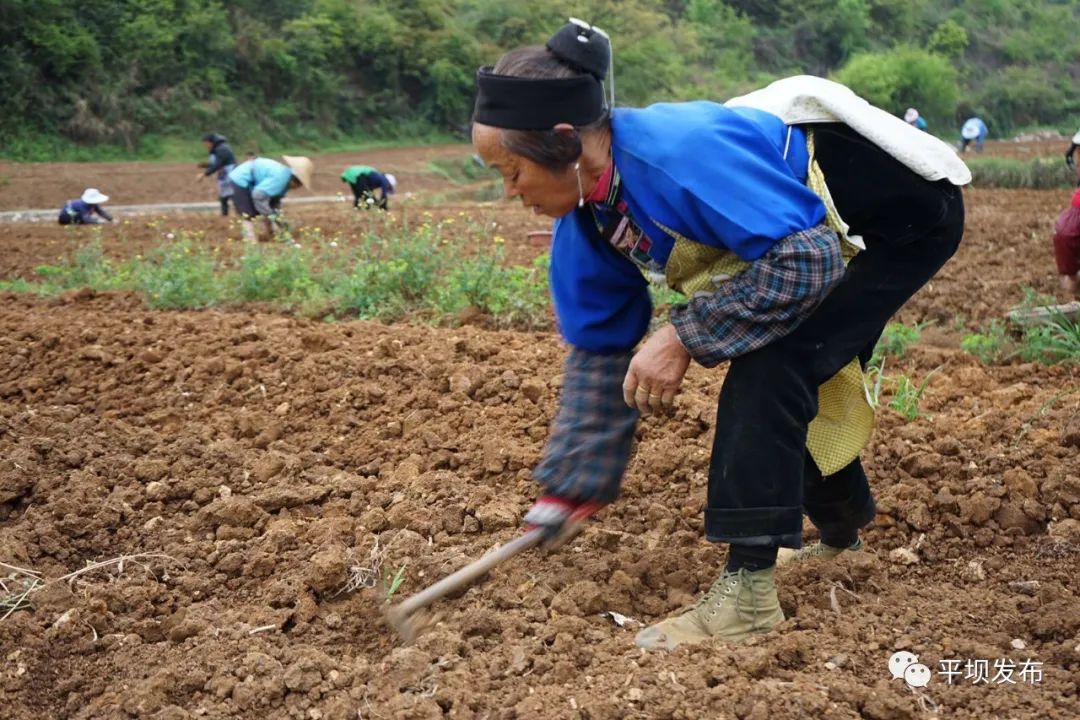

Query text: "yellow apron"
[653, 130, 873, 475]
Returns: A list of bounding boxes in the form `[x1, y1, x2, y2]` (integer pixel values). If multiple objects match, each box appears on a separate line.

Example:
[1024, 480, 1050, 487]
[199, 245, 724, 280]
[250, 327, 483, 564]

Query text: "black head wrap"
[546, 19, 610, 80]
[474, 19, 612, 130]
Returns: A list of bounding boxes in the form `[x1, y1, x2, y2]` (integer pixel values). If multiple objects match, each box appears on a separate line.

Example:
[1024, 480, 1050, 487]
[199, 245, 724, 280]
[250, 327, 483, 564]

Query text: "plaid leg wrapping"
[533, 348, 639, 503]
[670, 224, 844, 368]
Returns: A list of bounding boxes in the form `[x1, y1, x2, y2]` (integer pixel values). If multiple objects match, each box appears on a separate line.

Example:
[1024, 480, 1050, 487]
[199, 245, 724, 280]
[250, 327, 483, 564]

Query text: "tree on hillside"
[834, 46, 959, 126]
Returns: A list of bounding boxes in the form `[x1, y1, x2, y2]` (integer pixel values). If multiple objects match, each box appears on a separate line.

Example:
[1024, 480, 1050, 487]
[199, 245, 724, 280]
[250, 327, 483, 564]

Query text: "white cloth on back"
[726, 75, 972, 186]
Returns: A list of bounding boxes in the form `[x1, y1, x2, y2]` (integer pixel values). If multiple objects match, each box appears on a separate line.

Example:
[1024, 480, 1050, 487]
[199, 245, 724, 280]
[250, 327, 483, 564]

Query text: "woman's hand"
[622, 324, 691, 415]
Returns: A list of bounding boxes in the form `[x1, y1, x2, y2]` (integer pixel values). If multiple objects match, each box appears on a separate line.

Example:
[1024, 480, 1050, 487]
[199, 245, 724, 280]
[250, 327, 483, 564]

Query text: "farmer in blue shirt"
[195, 132, 237, 216]
[58, 188, 114, 225]
[959, 117, 988, 154]
[472, 20, 968, 650]
[228, 156, 313, 241]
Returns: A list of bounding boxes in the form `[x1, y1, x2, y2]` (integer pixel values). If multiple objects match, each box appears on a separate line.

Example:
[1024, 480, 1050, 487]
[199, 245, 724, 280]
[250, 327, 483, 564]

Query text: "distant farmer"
[1053, 187, 1080, 296]
[195, 132, 237, 216]
[58, 188, 114, 225]
[959, 117, 988, 154]
[341, 165, 396, 210]
[904, 108, 928, 131]
[227, 156, 313, 242]
[1064, 130, 1080, 182]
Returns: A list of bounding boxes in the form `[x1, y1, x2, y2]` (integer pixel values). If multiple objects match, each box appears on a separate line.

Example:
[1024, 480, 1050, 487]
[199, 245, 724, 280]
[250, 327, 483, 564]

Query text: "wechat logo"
[890, 651, 932, 688]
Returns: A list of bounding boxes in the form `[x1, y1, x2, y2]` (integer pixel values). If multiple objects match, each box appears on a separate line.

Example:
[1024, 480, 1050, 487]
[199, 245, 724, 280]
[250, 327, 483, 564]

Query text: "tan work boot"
[634, 566, 784, 651]
[776, 537, 863, 567]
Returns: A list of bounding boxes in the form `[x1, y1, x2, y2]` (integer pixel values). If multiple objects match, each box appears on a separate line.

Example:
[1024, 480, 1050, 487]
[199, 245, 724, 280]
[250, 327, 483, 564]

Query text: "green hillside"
[3, 0, 1079, 159]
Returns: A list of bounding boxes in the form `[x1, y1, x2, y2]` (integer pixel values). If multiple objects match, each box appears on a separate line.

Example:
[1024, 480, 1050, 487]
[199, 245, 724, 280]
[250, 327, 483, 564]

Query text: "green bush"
[971, 66, 1073, 136]
[962, 312, 1080, 366]
[961, 320, 1011, 364]
[231, 244, 317, 303]
[1014, 316, 1080, 364]
[7, 1, 1080, 158]
[435, 252, 550, 327]
[870, 322, 923, 366]
[134, 240, 221, 309]
[32, 238, 125, 291]
[833, 46, 958, 128]
[928, 20, 969, 59]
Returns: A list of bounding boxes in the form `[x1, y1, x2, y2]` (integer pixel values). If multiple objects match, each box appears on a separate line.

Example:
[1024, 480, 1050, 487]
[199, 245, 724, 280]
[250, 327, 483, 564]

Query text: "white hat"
[81, 188, 109, 204]
[281, 155, 314, 190]
[385, 173, 397, 191]
[904, 108, 919, 123]
[961, 119, 981, 140]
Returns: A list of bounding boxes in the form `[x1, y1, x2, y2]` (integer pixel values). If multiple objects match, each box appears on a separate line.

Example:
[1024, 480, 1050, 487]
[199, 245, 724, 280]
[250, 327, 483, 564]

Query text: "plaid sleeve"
[670, 223, 843, 368]
[533, 348, 639, 503]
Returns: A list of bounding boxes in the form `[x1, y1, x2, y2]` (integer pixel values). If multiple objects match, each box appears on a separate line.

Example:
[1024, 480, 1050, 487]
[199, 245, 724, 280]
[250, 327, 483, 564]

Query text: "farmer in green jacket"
[341, 166, 396, 210]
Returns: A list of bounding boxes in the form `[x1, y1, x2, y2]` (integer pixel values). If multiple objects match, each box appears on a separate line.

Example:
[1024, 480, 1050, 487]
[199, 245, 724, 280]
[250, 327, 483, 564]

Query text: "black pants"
[350, 181, 388, 210]
[705, 124, 965, 548]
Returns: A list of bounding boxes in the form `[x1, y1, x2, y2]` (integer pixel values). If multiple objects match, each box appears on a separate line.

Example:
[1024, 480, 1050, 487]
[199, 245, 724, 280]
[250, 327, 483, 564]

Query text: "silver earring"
[575, 162, 584, 207]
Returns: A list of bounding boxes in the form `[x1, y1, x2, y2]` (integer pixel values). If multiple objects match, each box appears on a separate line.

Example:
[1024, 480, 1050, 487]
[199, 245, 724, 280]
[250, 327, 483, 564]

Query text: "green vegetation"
[864, 359, 938, 421]
[384, 564, 408, 603]
[834, 46, 959, 126]
[865, 360, 888, 408]
[862, 324, 938, 419]
[0, 217, 551, 327]
[961, 289, 1080, 365]
[966, 157, 1076, 189]
[1013, 316, 1080, 364]
[870, 321, 925, 366]
[888, 370, 939, 421]
[4, 1, 1080, 160]
[961, 321, 1012, 364]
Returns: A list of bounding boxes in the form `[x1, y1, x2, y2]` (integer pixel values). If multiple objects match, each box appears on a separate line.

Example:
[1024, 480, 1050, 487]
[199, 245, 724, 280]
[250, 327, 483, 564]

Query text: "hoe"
[386, 503, 601, 642]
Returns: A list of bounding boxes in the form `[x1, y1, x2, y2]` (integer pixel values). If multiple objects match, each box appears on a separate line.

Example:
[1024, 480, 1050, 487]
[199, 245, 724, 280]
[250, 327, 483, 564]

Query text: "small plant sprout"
[888, 368, 940, 421]
[865, 356, 887, 408]
[385, 564, 408, 602]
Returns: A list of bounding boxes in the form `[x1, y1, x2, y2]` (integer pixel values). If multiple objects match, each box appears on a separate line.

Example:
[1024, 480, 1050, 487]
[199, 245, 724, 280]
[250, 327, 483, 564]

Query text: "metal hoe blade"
[386, 526, 547, 642]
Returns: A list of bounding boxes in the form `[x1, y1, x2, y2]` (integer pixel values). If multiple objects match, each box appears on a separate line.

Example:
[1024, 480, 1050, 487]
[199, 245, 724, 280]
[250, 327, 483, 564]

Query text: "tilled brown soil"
[2, 147, 1080, 719]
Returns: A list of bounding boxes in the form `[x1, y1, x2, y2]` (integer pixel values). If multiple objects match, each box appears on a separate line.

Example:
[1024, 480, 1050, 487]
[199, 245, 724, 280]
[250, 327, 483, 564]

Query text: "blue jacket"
[551, 102, 826, 353]
[369, 171, 394, 195]
[59, 199, 112, 224]
[228, 158, 294, 198]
